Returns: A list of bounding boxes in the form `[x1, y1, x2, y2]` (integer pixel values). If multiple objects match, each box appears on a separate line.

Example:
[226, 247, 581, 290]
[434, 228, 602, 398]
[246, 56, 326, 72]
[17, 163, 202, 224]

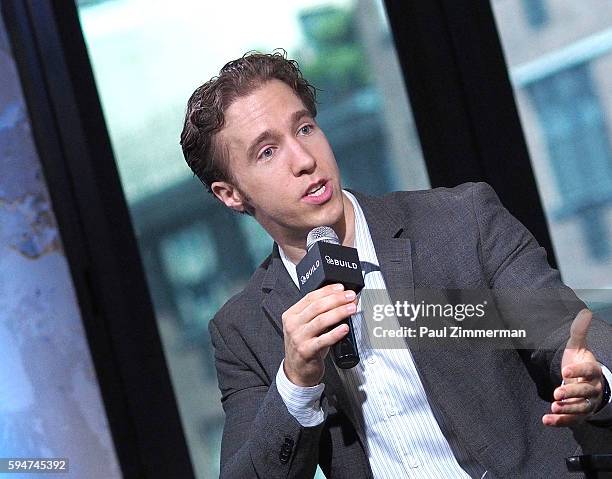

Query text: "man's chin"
[307, 198, 344, 231]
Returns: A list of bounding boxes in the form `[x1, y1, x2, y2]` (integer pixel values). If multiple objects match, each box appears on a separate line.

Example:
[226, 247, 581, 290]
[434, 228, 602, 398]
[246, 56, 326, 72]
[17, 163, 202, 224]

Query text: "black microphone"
[296, 226, 364, 369]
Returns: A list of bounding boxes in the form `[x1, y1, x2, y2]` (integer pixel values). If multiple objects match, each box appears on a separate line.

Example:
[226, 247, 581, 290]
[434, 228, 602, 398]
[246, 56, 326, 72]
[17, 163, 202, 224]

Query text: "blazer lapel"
[261, 246, 300, 337]
[350, 191, 416, 335]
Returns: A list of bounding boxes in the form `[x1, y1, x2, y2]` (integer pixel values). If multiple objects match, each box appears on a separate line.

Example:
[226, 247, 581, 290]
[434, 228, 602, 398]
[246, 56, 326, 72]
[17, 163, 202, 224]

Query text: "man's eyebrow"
[291, 109, 313, 124]
[245, 110, 314, 159]
[246, 129, 278, 159]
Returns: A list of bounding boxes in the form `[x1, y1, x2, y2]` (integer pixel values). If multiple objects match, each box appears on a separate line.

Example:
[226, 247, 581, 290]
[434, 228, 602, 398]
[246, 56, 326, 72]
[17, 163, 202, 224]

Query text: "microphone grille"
[306, 226, 340, 250]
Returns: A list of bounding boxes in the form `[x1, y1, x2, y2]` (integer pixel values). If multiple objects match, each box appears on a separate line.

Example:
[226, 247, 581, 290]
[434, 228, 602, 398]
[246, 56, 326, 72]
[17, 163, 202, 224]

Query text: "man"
[180, 52, 612, 478]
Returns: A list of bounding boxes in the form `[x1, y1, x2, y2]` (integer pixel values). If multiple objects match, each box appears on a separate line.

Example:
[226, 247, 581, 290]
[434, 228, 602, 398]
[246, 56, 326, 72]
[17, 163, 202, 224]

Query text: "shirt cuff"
[590, 363, 612, 422]
[275, 360, 326, 427]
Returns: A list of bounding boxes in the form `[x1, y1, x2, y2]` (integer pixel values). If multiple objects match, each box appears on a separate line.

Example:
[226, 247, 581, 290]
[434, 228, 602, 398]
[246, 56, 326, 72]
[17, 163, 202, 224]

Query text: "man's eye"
[300, 124, 313, 135]
[260, 147, 273, 159]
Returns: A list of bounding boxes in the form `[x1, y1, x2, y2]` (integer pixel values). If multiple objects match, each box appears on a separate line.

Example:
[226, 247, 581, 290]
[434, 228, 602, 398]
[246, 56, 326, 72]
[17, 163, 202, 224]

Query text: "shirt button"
[386, 405, 397, 416]
[367, 354, 376, 364]
[403, 453, 419, 468]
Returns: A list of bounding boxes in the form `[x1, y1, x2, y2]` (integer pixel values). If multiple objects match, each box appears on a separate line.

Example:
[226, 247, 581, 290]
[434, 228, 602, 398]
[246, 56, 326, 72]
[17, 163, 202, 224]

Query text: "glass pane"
[492, 1, 612, 298]
[77, 1, 428, 477]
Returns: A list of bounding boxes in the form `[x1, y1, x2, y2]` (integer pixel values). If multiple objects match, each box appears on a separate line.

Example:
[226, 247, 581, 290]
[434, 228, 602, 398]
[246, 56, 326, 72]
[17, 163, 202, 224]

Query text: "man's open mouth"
[305, 182, 327, 197]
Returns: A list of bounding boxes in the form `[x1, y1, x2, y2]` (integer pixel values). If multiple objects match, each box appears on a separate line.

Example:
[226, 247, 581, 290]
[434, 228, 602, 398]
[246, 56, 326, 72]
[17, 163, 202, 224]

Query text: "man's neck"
[280, 192, 356, 265]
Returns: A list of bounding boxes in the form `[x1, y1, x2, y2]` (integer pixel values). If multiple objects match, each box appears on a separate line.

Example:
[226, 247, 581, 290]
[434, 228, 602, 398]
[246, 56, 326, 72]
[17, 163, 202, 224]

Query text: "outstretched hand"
[543, 309, 605, 427]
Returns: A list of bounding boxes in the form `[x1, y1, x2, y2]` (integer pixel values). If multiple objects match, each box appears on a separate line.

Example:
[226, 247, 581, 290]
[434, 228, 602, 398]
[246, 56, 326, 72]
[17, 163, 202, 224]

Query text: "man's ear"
[211, 181, 246, 213]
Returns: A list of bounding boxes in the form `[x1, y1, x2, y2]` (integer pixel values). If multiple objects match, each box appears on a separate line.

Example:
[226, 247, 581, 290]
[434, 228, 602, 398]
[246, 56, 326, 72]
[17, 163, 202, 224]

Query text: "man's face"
[212, 79, 346, 248]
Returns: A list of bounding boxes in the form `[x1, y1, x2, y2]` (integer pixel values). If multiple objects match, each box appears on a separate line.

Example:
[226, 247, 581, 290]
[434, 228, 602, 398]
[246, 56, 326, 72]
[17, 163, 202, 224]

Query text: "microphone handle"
[332, 317, 360, 369]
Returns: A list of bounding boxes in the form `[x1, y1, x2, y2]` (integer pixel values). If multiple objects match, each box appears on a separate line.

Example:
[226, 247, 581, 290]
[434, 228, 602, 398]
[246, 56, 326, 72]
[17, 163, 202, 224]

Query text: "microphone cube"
[296, 242, 364, 296]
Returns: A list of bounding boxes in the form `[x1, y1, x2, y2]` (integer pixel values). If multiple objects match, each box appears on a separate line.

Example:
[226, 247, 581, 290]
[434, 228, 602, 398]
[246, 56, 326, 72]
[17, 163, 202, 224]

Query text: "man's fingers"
[305, 302, 356, 338]
[309, 323, 350, 354]
[562, 361, 602, 381]
[566, 309, 592, 350]
[548, 310, 602, 430]
[285, 283, 344, 316]
[554, 381, 601, 402]
[300, 290, 356, 325]
[542, 413, 586, 427]
[550, 397, 595, 415]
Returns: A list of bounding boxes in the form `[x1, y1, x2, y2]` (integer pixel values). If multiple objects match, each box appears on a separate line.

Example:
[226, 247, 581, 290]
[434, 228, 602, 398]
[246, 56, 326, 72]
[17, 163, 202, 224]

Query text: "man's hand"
[543, 309, 605, 427]
[282, 283, 357, 387]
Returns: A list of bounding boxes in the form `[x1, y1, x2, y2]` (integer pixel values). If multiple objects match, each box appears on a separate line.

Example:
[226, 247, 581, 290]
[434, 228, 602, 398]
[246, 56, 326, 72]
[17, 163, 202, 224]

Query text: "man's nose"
[288, 139, 316, 176]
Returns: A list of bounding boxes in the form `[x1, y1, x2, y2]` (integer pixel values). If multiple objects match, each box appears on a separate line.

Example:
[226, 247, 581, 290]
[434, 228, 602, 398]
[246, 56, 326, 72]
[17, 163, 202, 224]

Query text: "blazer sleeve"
[470, 181, 612, 426]
[209, 317, 324, 478]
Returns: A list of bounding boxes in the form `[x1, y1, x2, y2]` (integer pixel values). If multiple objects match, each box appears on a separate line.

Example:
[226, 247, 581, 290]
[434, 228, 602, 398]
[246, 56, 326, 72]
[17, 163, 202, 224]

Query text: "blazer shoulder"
[379, 181, 496, 217]
[384, 181, 493, 203]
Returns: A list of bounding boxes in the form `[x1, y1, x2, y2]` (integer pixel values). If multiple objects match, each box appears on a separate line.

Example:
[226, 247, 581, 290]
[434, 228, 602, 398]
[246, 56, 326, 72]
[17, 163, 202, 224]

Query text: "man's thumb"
[566, 308, 592, 350]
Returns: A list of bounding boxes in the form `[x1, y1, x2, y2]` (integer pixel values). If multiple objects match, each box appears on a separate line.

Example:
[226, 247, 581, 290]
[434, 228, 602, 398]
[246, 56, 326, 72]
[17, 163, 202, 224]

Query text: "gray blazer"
[209, 182, 612, 478]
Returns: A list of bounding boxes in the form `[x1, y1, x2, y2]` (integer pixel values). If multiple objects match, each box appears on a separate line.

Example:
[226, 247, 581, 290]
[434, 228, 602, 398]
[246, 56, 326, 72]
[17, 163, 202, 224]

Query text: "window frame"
[1, 1, 195, 477]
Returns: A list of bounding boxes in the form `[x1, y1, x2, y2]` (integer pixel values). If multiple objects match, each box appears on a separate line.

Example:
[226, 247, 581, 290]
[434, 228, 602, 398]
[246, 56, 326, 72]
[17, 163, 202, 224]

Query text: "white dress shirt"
[276, 190, 612, 478]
